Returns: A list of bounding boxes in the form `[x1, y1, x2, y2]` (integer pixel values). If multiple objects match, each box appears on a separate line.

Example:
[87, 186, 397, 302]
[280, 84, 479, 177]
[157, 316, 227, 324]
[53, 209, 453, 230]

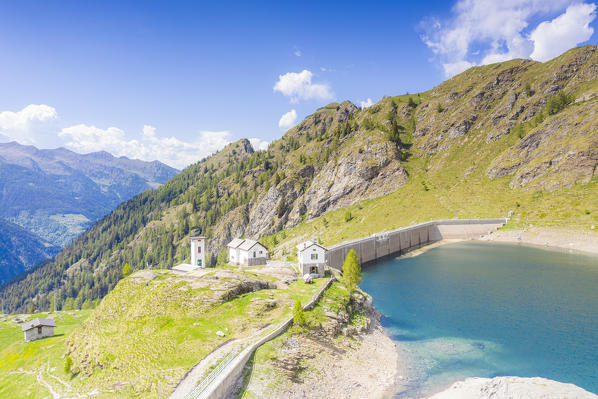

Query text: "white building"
[297, 240, 327, 277]
[173, 236, 207, 272]
[190, 236, 206, 268]
[227, 238, 268, 266]
[22, 318, 56, 341]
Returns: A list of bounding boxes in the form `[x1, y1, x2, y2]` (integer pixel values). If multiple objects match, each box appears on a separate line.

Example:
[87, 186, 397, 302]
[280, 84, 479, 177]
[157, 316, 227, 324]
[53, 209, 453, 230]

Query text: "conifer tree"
[342, 249, 362, 299]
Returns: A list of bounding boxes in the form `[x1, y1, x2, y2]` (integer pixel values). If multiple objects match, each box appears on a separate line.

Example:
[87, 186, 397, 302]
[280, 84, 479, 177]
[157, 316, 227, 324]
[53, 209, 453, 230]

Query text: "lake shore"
[477, 226, 598, 256]
[236, 290, 402, 399]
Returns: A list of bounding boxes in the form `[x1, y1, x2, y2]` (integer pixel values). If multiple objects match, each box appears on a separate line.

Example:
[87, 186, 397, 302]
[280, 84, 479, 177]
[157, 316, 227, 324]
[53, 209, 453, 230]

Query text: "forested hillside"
[0, 219, 60, 284]
[1, 45, 597, 313]
[0, 142, 178, 247]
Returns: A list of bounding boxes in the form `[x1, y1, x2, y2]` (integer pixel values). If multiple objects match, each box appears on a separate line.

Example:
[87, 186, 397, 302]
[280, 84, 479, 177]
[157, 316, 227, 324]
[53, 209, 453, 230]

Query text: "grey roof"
[21, 318, 56, 331]
[238, 239, 258, 251]
[297, 241, 327, 252]
[227, 238, 245, 248]
[227, 238, 267, 252]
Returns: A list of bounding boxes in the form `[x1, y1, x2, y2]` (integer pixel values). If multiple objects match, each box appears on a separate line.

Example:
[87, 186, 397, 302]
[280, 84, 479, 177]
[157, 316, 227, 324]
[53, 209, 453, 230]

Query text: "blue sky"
[0, 0, 596, 168]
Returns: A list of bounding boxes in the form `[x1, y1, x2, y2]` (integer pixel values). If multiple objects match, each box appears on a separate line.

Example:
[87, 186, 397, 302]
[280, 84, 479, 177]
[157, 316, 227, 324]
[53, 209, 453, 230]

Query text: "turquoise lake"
[360, 241, 598, 398]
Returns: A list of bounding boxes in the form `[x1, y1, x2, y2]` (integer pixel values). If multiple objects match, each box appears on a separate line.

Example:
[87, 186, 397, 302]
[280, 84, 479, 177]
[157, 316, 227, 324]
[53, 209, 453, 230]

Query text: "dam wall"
[326, 218, 508, 270]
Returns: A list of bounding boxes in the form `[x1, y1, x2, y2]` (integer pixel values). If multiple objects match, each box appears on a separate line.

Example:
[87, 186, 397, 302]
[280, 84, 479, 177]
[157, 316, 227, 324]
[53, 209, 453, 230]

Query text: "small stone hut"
[22, 318, 56, 341]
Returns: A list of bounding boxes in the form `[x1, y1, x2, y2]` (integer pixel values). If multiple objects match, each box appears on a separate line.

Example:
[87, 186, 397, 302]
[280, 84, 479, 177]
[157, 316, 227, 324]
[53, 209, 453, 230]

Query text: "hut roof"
[21, 318, 56, 332]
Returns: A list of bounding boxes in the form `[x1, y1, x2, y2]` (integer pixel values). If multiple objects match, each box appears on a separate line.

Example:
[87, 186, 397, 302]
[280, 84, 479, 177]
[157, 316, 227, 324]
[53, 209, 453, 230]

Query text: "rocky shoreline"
[478, 226, 598, 255]
[236, 285, 401, 399]
[430, 376, 598, 399]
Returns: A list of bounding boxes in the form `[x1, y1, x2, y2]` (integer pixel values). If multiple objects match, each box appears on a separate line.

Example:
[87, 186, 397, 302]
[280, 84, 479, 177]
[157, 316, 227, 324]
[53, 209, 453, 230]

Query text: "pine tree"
[292, 299, 306, 327]
[64, 355, 73, 374]
[122, 263, 132, 277]
[342, 249, 362, 299]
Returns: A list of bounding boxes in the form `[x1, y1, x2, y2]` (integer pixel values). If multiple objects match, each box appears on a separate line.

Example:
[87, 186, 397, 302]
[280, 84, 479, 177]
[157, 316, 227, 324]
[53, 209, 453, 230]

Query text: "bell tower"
[190, 236, 206, 268]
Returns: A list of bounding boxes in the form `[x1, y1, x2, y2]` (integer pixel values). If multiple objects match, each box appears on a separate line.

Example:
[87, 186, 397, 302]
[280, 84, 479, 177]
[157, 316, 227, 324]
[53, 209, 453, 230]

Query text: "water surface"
[360, 241, 598, 397]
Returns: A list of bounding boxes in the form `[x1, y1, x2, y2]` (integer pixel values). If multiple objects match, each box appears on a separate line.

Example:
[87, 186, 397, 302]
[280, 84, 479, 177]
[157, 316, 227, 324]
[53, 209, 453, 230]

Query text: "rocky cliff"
[1, 45, 597, 313]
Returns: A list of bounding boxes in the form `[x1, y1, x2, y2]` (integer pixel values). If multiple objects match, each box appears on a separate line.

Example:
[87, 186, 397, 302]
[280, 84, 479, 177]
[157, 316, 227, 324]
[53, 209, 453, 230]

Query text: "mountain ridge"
[0, 141, 179, 247]
[1, 45, 596, 313]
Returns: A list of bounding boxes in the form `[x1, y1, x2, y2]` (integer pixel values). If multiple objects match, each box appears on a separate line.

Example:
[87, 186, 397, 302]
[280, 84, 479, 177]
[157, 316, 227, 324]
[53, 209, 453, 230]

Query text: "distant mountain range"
[0, 219, 60, 284]
[0, 142, 178, 283]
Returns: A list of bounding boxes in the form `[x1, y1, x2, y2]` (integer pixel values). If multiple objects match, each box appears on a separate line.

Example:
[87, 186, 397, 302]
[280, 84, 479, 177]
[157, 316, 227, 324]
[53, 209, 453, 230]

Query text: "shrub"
[436, 103, 444, 113]
[64, 355, 73, 374]
[512, 124, 525, 139]
[292, 300, 306, 327]
[122, 263, 132, 277]
[408, 96, 417, 108]
[362, 118, 375, 131]
[547, 91, 574, 115]
[344, 211, 353, 222]
[524, 83, 534, 97]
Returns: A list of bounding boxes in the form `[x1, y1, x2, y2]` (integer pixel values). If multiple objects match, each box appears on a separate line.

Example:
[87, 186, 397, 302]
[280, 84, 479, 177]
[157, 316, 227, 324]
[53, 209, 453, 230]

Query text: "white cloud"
[59, 124, 232, 169]
[278, 109, 298, 130]
[0, 104, 58, 144]
[0, 104, 271, 169]
[249, 137, 270, 151]
[294, 49, 302, 57]
[530, 3, 596, 61]
[421, 0, 596, 77]
[359, 98, 374, 108]
[273, 70, 334, 103]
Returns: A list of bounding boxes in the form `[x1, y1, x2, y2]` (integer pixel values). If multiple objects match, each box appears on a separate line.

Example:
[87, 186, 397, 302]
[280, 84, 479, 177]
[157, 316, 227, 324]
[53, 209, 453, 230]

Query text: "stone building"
[22, 318, 56, 341]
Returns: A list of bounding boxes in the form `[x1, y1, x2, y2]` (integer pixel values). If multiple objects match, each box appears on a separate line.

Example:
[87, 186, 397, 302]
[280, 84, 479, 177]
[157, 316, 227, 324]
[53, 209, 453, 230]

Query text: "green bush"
[64, 355, 73, 374]
[292, 300, 306, 327]
[122, 263, 132, 277]
[344, 211, 353, 222]
[547, 91, 574, 115]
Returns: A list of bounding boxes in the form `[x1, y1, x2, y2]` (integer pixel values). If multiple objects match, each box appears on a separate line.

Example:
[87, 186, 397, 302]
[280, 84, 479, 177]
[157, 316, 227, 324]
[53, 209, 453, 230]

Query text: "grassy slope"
[0, 310, 91, 398]
[60, 270, 327, 398]
[262, 49, 598, 254]
[264, 121, 597, 257]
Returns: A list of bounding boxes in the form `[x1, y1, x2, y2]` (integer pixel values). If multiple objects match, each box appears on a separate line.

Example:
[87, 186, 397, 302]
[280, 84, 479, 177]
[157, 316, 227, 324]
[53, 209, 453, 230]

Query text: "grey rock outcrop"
[429, 376, 598, 399]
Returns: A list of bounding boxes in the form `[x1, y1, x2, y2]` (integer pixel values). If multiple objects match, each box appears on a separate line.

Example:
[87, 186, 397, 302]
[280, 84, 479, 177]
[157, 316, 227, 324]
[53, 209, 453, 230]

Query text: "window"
[197, 259, 202, 267]
[198, 246, 201, 253]
[253, 251, 256, 258]
[37, 326, 42, 334]
[311, 253, 318, 260]
[310, 266, 318, 274]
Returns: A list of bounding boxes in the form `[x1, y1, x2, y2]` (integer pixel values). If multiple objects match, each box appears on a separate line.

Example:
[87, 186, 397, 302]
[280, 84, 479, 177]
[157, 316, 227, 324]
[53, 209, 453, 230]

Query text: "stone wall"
[326, 219, 508, 270]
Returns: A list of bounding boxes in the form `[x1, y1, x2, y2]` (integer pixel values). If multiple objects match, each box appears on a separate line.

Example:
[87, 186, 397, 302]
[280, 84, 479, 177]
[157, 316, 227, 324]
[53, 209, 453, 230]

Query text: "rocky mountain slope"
[0, 219, 60, 284]
[0, 142, 178, 247]
[1, 45, 597, 313]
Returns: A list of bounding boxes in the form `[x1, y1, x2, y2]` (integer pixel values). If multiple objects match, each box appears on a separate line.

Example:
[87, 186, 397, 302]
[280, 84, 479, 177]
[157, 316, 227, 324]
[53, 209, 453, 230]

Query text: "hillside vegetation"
[0, 219, 60, 284]
[0, 142, 178, 247]
[1, 45, 597, 313]
[0, 309, 91, 398]
[0, 267, 326, 398]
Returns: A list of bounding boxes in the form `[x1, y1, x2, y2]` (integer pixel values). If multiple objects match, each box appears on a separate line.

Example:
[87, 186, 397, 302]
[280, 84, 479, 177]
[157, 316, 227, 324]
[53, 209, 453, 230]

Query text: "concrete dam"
[325, 218, 508, 270]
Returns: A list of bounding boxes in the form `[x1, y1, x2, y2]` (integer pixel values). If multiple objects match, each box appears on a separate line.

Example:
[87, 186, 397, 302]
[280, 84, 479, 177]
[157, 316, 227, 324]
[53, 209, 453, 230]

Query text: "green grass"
[0, 310, 91, 398]
[58, 270, 327, 398]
